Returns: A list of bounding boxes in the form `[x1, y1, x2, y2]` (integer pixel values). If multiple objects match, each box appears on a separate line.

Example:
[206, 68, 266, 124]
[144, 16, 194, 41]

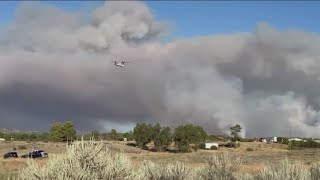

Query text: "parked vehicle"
[3, 152, 18, 159]
[39, 150, 48, 158]
[21, 150, 48, 158]
[21, 152, 32, 158]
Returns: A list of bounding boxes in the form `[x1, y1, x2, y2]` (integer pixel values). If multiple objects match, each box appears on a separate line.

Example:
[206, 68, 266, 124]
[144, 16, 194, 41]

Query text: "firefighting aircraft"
[113, 61, 131, 67]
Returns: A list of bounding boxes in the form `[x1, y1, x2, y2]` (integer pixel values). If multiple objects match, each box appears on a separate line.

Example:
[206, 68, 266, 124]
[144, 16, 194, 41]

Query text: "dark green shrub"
[177, 145, 191, 153]
[288, 141, 303, 150]
[198, 143, 206, 150]
[226, 142, 240, 148]
[246, 147, 254, 151]
[210, 145, 218, 150]
[192, 145, 199, 151]
[280, 137, 289, 144]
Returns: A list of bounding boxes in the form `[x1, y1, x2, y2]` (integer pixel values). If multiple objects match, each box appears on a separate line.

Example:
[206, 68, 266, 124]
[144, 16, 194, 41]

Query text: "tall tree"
[49, 121, 76, 142]
[229, 124, 242, 141]
[173, 124, 208, 152]
[152, 123, 172, 152]
[133, 123, 153, 148]
[63, 121, 77, 142]
[110, 129, 118, 140]
[49, 122, 64, 142]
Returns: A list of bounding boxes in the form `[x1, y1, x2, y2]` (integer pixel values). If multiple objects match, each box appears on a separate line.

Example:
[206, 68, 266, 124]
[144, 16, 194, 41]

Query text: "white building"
[260, 137, 277, 143]
[289, 138, 302, 142]
[205, 143, 219, 149]
[314, 139, 320, 143]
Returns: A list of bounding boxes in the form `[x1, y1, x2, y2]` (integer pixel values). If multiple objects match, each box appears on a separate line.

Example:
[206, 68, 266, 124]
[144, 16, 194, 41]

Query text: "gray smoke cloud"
[1, 1, 320, 137]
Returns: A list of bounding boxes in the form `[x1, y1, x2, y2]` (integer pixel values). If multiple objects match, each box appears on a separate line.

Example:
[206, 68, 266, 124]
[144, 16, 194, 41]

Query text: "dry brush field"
[1, 140, 320, 179]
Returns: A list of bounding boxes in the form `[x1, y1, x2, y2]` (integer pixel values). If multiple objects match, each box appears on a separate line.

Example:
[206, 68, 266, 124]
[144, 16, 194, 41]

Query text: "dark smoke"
[0, 2, 320, 137]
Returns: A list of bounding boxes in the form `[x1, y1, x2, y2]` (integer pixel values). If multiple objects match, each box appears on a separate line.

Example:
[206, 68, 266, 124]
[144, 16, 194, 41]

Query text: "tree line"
[4, 121, 320, 152]
[132, 123, 243, 152]
[0, 120, 244, 152]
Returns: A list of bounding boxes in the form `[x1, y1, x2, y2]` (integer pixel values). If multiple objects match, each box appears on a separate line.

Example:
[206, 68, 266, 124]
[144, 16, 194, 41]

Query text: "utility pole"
[290, 126, 292, 139]
[289, 125, 292, 151]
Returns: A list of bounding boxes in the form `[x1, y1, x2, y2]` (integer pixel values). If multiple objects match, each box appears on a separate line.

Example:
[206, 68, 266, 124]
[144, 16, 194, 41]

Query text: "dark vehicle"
[21, 152, 32, 158]
[21, 150, 48, 158]
[4, 152, 18, 159]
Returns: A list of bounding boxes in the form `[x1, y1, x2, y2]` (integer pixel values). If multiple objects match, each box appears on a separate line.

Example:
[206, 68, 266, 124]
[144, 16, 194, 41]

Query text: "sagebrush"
[16, 139, 320, 180]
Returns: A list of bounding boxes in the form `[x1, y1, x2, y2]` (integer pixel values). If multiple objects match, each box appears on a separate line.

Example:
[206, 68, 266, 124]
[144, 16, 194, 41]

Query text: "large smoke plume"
[1, 1, 320, 137]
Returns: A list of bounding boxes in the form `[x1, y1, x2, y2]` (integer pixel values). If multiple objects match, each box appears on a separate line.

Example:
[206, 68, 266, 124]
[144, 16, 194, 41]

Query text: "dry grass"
[1, 140, 320, 178]
[0, 141, 65, 177]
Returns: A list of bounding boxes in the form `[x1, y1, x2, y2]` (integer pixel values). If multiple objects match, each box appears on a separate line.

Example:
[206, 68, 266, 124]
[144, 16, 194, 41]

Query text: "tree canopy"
[133, 123, 154, 148]
[151, 123, 172, 152]
[229, 124, 242, 141]
[173, 124, 208, 152]
[49, 121, 77, 142]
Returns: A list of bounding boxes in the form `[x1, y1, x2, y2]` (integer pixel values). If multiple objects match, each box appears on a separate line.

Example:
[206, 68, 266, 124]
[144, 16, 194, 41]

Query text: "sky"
[1, 1, 320, 39]
[1, 1, 320, 137]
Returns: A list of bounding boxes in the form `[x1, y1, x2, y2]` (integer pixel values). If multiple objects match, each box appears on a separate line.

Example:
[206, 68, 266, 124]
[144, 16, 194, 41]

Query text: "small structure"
[259, 137, 277, 143]
[258, 138, 267, 143]
[314, 139, 320, 143]
[266, 137, 277, 143]
[205, 142, 219, 149]
[289, 137, 302, 142]
[0, 138, 5, 142]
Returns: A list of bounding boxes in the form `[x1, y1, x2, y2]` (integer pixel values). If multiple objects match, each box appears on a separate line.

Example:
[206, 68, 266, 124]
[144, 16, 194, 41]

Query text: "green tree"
[173, 124, 208, 152]
[49, 121, 76, 142]
[133, 123, 153, 149]
[229, 124, 242, 141]
[37, 132, 49, 141]
[29, 133, 37, 141]
[49, 122, 64, 142]
[152, 123, 172, 152]
[63, 121, 77, 142]
[0, 132, 4, 138]
[123, 131, 134, 141]
[110, 129, 118, 140]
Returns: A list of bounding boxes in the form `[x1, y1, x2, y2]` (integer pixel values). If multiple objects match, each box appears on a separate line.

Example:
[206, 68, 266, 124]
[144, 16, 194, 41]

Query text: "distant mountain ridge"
[0, 128, 39, 134]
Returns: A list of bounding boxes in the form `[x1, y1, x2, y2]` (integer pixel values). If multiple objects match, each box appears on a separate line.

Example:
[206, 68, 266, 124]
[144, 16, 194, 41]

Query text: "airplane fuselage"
[114, 61, 125, 67]
[115, 63, 125, 67]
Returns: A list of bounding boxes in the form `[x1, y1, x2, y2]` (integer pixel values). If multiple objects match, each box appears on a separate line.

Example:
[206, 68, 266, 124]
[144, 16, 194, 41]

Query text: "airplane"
[114, 61, 130, 67]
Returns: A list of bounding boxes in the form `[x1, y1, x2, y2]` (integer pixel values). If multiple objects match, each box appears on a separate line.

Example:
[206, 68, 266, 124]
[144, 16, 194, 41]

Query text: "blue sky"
[1, 1, 319, 39]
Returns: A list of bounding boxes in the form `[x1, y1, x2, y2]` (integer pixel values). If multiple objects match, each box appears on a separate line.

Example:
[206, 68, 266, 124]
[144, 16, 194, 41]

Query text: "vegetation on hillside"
[0, 131, 49, 142]
[3, 120, 320, 153]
